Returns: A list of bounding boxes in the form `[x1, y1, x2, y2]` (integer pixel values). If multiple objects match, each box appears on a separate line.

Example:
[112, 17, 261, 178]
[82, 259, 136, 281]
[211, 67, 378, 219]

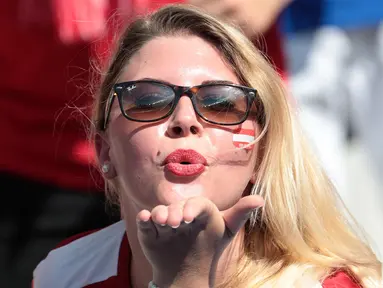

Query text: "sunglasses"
[103, 79, 259, 130]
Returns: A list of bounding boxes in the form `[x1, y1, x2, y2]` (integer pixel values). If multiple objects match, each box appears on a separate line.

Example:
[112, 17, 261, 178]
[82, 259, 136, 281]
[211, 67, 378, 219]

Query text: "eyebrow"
[140, 77, 235, 86]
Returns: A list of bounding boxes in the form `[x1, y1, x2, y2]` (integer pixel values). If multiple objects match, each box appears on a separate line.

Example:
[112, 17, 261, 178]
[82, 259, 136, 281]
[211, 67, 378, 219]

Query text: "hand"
[136, 195, 264, 287]
[187, 0, 292, 36]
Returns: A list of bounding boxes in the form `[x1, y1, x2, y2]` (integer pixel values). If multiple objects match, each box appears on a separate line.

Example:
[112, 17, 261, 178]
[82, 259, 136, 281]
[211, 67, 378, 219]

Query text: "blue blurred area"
[282, 0, 383, 34]
[281, 0, 383, 259]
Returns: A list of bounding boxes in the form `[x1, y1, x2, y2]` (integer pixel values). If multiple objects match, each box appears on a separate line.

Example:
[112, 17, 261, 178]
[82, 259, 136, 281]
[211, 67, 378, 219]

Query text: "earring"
[101, 162, 110, 173]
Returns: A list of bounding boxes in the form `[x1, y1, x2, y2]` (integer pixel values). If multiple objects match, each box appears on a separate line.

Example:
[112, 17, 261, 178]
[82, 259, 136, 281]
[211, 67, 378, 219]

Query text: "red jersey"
[0, 0, 105, 190]
[32, 221, 360, 288]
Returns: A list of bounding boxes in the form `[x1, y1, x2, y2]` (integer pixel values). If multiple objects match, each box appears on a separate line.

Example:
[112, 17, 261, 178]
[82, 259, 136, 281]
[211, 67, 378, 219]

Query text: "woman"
[33, 5, 382, 288]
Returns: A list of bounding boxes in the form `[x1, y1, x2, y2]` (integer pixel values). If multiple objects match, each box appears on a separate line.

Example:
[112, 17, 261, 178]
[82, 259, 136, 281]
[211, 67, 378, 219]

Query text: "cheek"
[207, 121, 259, 160]
[109, 124, 162, 173]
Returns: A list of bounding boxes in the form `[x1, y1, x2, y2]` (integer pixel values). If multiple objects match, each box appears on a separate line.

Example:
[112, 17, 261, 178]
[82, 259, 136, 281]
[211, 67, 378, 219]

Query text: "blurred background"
[282, 0, 383, 261]
[0, 0, 382, 287]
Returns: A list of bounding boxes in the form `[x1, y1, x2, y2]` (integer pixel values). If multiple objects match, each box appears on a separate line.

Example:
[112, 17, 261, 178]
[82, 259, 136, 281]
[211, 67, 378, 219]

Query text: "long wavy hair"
[91, 4, 382, 287]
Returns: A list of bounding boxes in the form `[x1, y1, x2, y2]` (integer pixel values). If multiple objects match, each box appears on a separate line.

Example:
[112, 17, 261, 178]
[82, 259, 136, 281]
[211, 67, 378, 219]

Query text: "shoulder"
[322, 271, 361, 288]
[33, 221, 127, 288]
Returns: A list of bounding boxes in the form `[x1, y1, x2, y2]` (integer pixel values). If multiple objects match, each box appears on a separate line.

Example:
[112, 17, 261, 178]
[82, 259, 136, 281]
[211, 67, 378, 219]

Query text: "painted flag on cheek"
[232, 129, 255, 149]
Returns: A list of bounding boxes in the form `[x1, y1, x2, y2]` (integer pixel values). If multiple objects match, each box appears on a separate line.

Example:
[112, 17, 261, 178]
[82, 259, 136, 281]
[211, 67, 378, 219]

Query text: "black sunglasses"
[103, 79, 259, 130]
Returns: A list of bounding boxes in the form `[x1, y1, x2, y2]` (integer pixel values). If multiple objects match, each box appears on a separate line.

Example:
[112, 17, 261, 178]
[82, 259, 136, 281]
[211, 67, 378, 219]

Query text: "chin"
[155, 182, 206, 205]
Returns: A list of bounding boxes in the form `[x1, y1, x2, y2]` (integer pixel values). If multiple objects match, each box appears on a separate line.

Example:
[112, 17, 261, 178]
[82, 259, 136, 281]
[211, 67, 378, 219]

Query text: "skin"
[98, 36, 264, 287]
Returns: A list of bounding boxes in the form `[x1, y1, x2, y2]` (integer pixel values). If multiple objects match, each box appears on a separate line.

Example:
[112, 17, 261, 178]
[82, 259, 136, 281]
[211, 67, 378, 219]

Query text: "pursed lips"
[162, 149, 207, 176]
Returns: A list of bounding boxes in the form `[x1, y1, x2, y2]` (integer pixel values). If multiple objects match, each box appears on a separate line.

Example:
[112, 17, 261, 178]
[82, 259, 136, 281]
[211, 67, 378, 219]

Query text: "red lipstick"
[163, 149, 207, 176]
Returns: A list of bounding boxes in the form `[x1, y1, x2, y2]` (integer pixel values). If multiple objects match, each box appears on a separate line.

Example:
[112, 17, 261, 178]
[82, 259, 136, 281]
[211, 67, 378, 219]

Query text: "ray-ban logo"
[127, 84, 137, 91]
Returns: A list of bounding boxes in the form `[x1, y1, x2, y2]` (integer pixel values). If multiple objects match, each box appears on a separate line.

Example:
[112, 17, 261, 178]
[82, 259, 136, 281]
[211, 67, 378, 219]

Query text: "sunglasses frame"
[103, 79, 258, 130]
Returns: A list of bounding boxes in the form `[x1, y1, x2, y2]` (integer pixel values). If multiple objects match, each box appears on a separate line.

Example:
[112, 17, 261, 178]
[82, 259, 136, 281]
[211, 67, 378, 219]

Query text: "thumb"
[222, 195, 264, 236]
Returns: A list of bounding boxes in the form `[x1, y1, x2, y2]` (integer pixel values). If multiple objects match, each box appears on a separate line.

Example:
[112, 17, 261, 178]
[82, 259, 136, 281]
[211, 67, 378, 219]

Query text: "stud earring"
[101, 163, 110, 173]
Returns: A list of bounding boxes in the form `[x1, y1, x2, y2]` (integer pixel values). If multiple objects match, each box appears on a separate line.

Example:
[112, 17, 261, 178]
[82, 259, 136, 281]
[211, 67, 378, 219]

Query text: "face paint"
[232, 128, 255, 149]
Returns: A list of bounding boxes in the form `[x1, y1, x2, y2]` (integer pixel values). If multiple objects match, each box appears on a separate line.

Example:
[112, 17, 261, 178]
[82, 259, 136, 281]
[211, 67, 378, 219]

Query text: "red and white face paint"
[232, 128, 255, 150]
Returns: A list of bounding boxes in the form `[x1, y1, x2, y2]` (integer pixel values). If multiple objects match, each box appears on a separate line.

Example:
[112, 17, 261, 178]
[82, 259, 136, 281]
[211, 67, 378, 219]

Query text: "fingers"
[137, 196, 263, 241]
[150, 202, 186, 228]
[137, 202, 188, 241]
[137, 209, 151, 222]
[183, 196, 219, 225]
[137, 197, 216, 234]
[222, 195, 264, 236]
[167, 202, 184, 228]
[136, 209, 157, 236]
[151, 205, 169, 226]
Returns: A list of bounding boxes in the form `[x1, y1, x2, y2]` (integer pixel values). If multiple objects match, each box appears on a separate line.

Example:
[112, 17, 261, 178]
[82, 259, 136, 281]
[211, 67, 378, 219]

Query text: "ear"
[95, 133, 117, 179]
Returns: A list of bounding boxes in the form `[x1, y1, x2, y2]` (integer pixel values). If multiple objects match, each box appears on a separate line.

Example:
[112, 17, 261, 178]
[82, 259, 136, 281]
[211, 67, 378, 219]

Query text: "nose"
[166, 96, 204, 137]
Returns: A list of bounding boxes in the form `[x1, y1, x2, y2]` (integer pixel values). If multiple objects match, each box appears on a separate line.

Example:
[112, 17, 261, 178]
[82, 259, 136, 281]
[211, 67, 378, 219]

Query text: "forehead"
[120, 36, 239, 86]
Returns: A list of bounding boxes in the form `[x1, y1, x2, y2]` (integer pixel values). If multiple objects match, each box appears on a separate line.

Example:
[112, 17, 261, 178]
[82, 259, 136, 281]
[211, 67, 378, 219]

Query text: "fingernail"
[136, 218, 149, 224]
[160, 223, 166, 227]
[171, 224, 180, 229]
[184, 220, 192, 224]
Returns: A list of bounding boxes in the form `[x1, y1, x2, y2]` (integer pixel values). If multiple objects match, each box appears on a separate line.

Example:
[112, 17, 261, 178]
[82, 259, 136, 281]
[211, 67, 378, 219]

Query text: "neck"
[124, 208, 245, 288]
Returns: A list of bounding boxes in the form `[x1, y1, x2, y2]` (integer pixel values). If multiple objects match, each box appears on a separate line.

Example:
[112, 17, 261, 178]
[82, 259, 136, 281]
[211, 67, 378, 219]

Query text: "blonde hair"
[92, 4, 382, 287]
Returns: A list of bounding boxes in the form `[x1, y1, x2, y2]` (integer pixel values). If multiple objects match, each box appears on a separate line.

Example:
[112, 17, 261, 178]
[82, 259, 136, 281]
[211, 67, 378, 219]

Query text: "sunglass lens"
[120, 82, 175, 121]
[195, 86, 248, 124]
